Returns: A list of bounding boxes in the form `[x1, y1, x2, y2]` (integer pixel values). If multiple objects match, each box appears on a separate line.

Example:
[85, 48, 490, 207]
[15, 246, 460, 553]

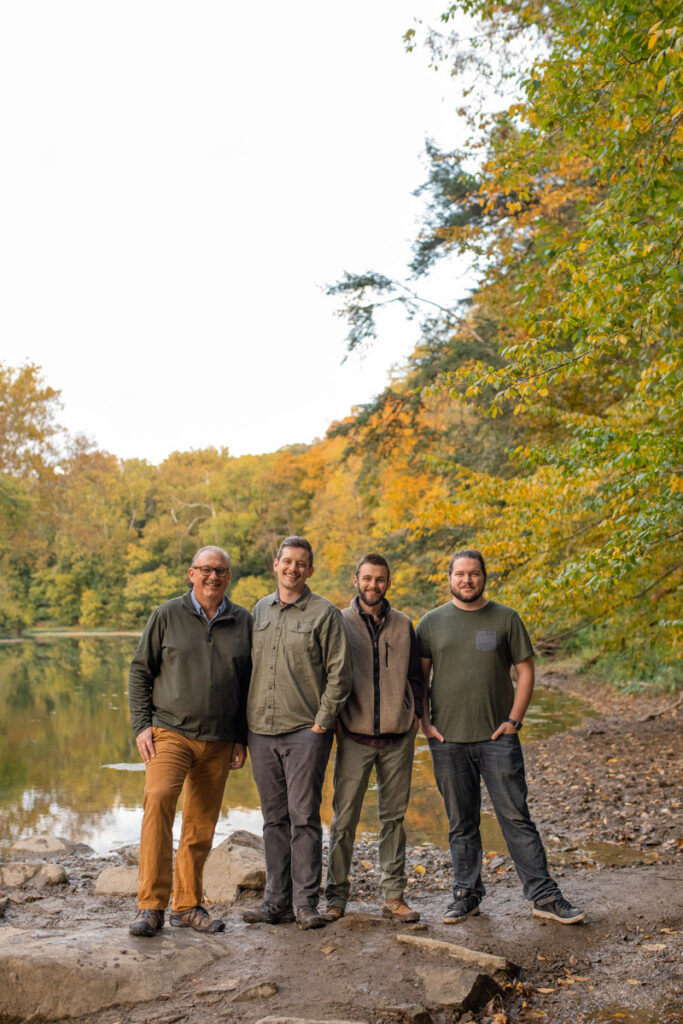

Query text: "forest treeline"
[1, 0, 680, 689]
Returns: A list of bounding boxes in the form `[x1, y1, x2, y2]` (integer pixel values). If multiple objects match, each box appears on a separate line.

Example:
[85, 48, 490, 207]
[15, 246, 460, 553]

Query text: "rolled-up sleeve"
[315, 607, 353, 730]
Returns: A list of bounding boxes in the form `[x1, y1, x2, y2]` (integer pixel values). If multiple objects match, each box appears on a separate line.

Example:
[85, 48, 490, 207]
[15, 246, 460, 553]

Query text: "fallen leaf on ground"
[538, 988, 557, 994]
[660, 928, 677, 934]
[414, 864, 426, 875]
[626, 978, 642, 985]
[642, 943, 666, 951]
[360, 860, 372, 870]
[536, 955, 550, 961]
[321, 945, 338, 955]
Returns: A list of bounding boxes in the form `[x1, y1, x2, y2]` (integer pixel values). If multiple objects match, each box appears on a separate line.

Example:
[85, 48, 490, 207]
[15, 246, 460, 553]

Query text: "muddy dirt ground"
[2, 670, 681, 1024]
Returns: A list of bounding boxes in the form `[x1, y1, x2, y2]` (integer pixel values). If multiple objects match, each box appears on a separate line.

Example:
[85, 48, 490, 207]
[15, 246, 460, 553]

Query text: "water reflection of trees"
[0, 639, 590, 849]
[1, 639, 137, 839]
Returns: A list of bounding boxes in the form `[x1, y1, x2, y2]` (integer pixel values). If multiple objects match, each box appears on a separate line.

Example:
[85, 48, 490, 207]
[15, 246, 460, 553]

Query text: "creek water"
[0, 635, 595, 856]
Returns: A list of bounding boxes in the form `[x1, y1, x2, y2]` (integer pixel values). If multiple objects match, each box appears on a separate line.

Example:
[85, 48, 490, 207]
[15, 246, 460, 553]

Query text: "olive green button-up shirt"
[247, 586, 353, 734]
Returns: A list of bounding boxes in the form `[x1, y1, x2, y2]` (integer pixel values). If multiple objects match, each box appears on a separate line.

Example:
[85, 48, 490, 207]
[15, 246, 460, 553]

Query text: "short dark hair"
[276, 535, 314, 566]
[448, 549, 487, 579]
[354, 552, 390, 578]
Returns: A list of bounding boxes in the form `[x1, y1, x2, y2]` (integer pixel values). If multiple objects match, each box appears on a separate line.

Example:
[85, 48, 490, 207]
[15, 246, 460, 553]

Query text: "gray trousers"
[248, 727, 333, 910]
[325, 728, 415, 907]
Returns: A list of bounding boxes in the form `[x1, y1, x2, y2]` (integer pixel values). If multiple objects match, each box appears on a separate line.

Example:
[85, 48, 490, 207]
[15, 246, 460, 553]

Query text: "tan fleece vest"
[340, 601, 415, 736]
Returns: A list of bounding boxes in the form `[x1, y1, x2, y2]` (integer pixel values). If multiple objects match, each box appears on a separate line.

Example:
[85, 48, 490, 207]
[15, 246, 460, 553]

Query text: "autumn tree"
[332, 0, 682, 685]
[0, 363, 63, 631]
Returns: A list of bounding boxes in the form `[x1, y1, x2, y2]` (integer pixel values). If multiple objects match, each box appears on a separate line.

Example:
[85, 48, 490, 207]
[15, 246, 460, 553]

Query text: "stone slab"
[11, 836, 72, 859]
[233, 981, 278, 1001]
[396, 933, 515, 974]
[0, 860, 68, 889]
[96, 865, 139, 896]
[0, 926, 227, 1020]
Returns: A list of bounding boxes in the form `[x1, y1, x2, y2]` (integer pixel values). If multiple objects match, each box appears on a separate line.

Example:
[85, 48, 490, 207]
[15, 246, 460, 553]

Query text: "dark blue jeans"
[429, 734, 560, 904]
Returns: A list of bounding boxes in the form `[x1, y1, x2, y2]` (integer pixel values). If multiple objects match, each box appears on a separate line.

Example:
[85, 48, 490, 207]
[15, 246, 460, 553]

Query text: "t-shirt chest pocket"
[475, 629, 498, 652]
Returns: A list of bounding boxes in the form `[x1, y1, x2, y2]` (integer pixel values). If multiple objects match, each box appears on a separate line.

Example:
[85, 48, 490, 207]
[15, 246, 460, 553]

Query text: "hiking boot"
[242, 901, 295, 925]
[295, 906, 327, 930]
[170, 905, 225, 933]
[532, 896, 585, 925]
[443, 889, 480, 924]
[323, 905, 345, 922]
[129, 908, 165, 937]
[382, 898, 420, 923]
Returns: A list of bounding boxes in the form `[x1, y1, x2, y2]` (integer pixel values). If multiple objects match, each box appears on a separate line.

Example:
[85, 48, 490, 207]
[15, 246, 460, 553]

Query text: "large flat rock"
[0, 926, 227, 1020]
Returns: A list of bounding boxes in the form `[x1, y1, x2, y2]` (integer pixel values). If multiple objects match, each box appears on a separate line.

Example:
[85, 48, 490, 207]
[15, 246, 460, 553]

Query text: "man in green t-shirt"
[417, 549, 585, 926]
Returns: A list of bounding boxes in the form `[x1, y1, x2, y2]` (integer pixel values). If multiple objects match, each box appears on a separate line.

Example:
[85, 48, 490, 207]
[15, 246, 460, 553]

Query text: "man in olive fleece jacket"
[324, 553, 424, 923]
[128, 545, 252, 938]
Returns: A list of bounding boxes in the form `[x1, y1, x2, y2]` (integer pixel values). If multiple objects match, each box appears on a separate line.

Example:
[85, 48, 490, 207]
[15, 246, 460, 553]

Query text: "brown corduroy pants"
[137, 727, 233, 912]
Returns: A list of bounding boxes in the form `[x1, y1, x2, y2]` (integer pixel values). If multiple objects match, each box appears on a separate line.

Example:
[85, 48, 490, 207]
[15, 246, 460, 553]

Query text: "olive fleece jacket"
[129, 591, 252, 744]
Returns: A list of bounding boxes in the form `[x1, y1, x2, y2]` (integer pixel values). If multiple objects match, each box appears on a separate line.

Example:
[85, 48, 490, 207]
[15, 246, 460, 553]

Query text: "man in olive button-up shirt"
[244, 536, 352, 931]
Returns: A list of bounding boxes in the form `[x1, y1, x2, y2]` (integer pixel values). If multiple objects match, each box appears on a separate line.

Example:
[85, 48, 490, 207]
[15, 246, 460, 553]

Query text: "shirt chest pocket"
[252, 620, 270, 654]
[286, 620, 314, 659]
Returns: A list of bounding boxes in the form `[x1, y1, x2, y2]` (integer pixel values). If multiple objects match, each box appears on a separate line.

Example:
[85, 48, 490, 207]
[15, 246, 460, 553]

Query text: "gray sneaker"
[533, 896, 585, 924]
[443, 889, 480, 924]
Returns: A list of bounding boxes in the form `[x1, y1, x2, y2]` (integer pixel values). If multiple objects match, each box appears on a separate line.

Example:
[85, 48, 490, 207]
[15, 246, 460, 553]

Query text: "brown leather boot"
[170, 905, 225, 933]
[382, 898, 420, 923]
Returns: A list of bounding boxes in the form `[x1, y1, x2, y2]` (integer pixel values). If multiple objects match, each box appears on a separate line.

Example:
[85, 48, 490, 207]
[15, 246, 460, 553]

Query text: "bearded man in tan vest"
[324, 553, 424, 922]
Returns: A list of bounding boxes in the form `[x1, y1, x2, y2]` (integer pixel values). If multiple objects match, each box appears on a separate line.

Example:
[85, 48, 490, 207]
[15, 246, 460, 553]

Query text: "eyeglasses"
[192, 565, 229, 578]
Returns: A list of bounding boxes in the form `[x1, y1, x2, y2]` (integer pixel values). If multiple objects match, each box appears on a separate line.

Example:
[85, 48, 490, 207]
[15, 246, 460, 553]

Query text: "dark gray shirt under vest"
[340, 597, 424, 743]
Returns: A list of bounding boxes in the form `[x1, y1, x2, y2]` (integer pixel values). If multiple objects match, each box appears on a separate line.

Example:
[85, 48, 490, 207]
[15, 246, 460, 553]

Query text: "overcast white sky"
[2, 1, 473, 464]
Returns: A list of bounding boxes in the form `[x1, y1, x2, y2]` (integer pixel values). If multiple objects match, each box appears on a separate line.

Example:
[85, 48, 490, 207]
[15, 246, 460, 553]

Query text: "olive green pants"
[325, 728, 415, 907]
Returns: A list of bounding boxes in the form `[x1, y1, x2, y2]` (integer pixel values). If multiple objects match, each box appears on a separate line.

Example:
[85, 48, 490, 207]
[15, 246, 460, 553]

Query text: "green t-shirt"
[416, 600, 533, 743]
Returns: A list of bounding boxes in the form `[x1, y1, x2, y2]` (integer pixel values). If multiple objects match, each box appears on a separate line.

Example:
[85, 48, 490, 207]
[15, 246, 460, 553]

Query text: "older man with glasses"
[128, 545, 252, 937]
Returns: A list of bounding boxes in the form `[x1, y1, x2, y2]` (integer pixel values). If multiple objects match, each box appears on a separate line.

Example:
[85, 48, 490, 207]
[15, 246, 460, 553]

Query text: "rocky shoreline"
[0, 674, 681, 1024]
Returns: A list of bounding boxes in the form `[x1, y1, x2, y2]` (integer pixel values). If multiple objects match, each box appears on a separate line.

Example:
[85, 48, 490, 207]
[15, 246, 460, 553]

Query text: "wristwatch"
[506, 717, 523, 731]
